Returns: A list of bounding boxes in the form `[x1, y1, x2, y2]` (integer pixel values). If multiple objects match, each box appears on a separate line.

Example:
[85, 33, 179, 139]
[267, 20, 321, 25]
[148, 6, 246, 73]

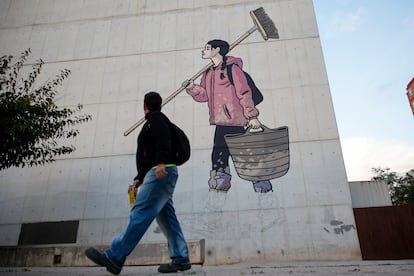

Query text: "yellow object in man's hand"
[128, 182, 138, 207]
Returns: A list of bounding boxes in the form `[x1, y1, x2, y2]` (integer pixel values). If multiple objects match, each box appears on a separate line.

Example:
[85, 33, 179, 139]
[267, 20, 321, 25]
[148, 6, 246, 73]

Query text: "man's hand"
[133, 179, 141, 189]
[155, 163, 168, 179]
[128, 180, 140, 194]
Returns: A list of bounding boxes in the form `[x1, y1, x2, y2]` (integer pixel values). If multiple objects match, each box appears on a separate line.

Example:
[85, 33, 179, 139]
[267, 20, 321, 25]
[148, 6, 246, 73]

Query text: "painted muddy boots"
[252, 180, 273, 193]
[209, 169, 231, 192]
[208, 168, 273, 193]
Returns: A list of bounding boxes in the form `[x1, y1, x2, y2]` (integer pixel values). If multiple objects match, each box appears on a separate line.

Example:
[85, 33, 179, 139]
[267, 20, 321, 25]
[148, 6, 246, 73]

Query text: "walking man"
[85, 91, 191, 274]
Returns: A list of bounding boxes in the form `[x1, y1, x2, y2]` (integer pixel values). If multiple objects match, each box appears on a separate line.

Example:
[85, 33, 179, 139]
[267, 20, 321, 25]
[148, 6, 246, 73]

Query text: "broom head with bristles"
[250, 7, 279, 40]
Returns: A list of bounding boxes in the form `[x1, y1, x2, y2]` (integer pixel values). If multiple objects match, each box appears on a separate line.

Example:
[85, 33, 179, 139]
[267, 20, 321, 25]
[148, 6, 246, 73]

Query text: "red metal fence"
[353, 204, 414, 260]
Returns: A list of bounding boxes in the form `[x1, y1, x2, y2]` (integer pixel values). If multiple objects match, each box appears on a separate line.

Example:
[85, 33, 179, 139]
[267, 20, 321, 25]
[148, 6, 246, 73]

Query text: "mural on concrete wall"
[184, 39, 289, 194]
[123, 7, 290, 194]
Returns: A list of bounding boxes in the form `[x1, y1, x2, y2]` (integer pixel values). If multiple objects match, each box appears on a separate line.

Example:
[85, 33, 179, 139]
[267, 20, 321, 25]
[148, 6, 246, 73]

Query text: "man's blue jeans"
[104, 167, 190, 268]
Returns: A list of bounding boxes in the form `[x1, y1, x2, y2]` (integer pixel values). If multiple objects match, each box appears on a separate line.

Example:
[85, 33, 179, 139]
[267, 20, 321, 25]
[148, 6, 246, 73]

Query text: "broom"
[124, 7, 279, 136]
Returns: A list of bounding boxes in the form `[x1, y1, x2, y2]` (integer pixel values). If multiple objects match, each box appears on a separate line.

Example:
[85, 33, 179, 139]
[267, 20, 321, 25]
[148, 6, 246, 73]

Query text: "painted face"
[202, 44, 219, 59]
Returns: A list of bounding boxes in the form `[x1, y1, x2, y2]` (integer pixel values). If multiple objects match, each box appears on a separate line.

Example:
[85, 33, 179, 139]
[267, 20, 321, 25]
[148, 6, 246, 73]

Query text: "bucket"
[224, 125, 289, 182]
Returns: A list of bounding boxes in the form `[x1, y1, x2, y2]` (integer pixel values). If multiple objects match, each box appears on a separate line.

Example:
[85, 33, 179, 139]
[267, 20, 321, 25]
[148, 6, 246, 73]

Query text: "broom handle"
[123, 25, 258, 136]
[229, 25, 257, 50]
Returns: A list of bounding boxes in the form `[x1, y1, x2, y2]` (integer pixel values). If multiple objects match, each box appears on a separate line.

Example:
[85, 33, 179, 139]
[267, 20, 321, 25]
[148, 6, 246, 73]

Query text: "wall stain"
[334, 224, 355, 234]
[327, 220, 356, 235]
[330, 220, 343, 226]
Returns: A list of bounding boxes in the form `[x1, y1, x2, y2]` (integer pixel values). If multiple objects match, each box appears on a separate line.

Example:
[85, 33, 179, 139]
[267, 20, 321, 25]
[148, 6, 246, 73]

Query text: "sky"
[312, 0, 414, 181]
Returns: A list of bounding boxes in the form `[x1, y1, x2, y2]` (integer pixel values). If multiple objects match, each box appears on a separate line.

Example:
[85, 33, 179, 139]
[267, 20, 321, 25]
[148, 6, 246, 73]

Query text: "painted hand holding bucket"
[224, 125, 289, 182]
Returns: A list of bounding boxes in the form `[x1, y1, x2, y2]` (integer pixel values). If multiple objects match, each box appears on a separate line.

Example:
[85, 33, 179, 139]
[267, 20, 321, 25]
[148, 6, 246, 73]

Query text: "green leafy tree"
[371, 167, 414, 205]
[0, 49, 91, 170]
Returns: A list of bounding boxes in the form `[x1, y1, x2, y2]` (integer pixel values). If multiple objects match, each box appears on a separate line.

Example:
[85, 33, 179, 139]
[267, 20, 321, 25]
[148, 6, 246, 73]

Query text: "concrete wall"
[0, 0, 361, 264]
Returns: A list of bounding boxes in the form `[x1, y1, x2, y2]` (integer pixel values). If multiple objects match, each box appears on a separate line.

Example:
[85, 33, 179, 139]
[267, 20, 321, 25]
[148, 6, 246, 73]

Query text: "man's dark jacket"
[134, 111, 174, 183]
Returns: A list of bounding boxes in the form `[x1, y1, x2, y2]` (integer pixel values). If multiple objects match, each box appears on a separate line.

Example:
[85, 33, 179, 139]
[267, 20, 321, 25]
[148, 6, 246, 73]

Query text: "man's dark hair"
[144, 91, 162, 111]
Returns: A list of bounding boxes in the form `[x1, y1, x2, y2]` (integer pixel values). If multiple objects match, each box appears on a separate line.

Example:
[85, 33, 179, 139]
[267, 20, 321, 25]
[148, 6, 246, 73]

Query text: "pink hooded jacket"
[186, 56, 259, 126]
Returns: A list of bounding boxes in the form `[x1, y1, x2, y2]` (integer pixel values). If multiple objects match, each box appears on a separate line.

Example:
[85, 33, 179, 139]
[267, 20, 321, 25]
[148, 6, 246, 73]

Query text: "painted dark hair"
[207, 39, 230, 79]
[144, 91, 162, 111]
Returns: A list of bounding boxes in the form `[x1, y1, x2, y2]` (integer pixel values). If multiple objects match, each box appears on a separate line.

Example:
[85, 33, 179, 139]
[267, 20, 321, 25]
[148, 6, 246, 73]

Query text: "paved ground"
[1, 260, 414, 275]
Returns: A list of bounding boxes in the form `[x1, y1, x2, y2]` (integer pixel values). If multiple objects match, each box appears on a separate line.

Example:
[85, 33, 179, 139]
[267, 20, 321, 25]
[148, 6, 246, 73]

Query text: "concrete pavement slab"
[1, 260, 414, 275]
[204, 260, 414, 275]
[0, 265, 204, 276]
